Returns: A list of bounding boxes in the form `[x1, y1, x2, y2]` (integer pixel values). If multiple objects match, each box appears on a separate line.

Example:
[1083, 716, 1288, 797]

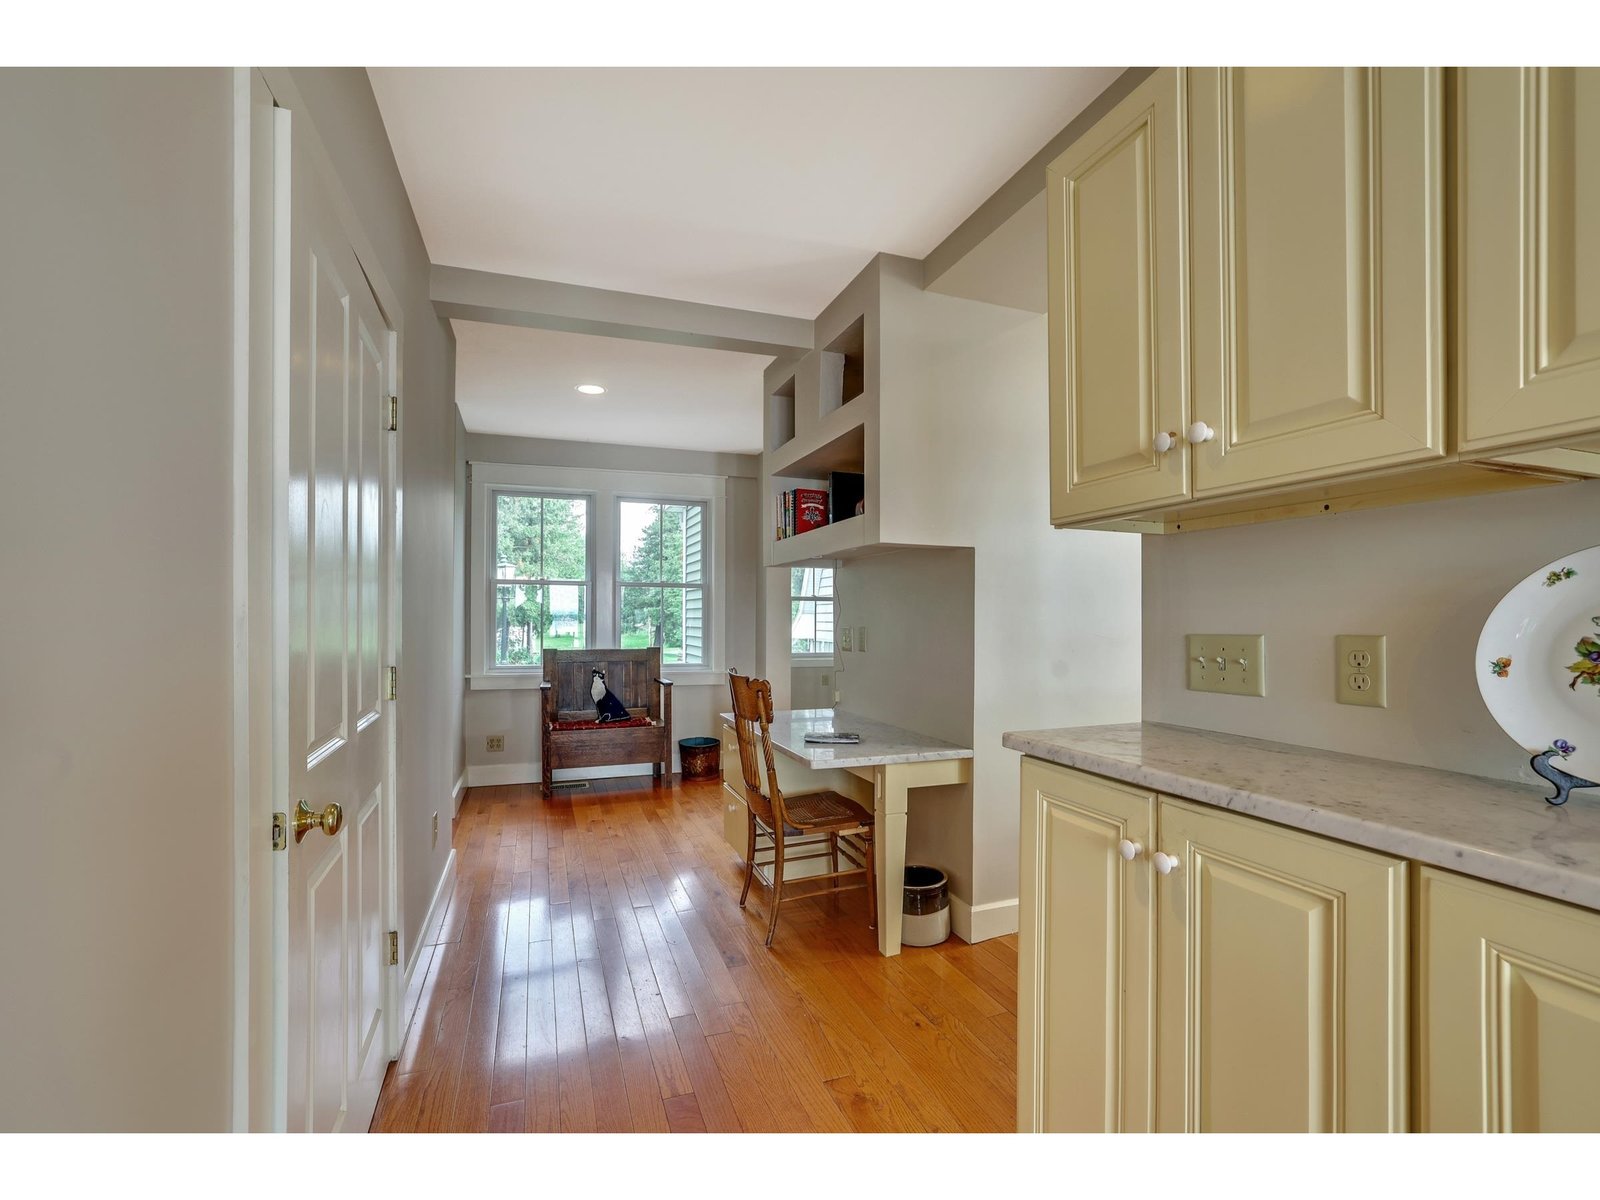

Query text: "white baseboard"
[465, 761, 536, 787]
[950, 895, 1020, 944]
[464, 760, 664, 788]
[451, 771, 467, 814]
[398, 848, 455, 1046]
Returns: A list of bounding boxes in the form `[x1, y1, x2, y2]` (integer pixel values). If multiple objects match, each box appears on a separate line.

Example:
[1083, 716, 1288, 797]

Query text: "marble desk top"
[719, 708, 973, 770]
[1001, 722, 1600, 913]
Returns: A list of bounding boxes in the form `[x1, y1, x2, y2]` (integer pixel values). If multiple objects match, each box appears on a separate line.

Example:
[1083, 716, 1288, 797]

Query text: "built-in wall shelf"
[769, 419, 866, 481]
[770, 513, 867, 565]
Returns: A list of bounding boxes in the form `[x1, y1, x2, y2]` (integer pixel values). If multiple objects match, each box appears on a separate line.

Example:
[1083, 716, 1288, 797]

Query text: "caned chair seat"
[727, 670, 878, 947]
[768, 789, 872, 835]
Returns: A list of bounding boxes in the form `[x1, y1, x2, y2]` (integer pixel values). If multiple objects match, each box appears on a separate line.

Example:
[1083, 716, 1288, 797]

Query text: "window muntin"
[492, 492, 590, 666]
[618, 499, 705, 665]
[790, 565, 834, 656]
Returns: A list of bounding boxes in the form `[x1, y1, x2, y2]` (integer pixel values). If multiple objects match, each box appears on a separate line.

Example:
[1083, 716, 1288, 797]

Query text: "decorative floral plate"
[1476, 545, 1600, 804]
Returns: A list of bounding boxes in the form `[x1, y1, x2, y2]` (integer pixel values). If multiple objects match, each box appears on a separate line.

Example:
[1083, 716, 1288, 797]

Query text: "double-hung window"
[491, 492, 590, 666]
[619, 500, 706, 665]
[790, 565, 834, 657]
[470, 462, 725, 688]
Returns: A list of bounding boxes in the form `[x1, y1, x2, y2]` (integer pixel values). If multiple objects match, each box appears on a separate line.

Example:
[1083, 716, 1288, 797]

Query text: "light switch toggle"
[1186, 634, 1267, 697]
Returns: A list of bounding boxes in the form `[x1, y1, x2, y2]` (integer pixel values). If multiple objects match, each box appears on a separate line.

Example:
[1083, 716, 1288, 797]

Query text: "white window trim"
[469, 461, 726, 690]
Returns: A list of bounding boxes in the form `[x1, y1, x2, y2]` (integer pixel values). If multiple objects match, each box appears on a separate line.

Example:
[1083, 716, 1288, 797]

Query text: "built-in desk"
[719, 708, 973, 956]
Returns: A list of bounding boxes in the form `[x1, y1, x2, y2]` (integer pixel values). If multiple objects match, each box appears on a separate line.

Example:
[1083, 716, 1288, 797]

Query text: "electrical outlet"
[839, 626, 852, 652]
[486, 734, 505, 753]
[857, 626, 867, 652]
[1336, 634, 1387, 707]
[1185, 634, 1267, 697]
[431, 812, 440, 848]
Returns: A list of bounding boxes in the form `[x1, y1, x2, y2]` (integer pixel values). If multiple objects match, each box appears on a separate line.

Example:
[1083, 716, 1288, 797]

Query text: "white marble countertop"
[719, 708, 973, 770]
[1001, 722, 1600, 913]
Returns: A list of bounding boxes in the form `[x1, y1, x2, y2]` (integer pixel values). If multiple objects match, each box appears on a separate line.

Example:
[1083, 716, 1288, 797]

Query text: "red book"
[793, 488, 829, 534]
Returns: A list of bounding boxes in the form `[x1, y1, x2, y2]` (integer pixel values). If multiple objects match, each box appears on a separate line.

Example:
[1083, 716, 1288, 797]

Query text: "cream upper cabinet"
[1187, 68, 1446, 497]
[1416, 867, 1600, 1132]
[1018, 759, 1155, 1132]
[1152, 797, 1408, 1131]
[1458, 68, 1600, 454]
[1047, 68, 1191, 524]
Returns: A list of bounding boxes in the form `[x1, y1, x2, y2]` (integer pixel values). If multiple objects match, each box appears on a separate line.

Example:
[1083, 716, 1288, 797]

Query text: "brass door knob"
[293, 799, 344, 843]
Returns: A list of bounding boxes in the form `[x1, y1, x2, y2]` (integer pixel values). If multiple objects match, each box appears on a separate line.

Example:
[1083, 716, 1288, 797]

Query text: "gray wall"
[0, 68, 236, 1130]
[0, 67, 462, 1131]
[460, 433, 761, 785]
[1143, 478, 1600, 786]
[836, 549, 977, 897]
[283, 68, 462, 981]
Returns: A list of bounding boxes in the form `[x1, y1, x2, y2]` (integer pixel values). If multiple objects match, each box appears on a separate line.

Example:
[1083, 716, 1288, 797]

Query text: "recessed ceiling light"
[576, 383, 606, 396]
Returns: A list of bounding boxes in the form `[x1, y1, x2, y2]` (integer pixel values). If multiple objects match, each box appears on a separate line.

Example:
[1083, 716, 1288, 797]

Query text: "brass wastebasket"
[679, 736, 720, 781]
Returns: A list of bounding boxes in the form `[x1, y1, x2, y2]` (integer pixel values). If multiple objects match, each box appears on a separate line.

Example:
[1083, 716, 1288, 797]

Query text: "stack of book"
[776, 487, 828, 539]
[774, 472, 867, 541]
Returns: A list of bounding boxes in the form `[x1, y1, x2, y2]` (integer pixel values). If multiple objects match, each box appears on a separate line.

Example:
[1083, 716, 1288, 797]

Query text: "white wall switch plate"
[857, 626, 867, 652]
[1335, 634, 1387, 707]
[839, 626, 852, 652]
[1185, 634, 1267, 697]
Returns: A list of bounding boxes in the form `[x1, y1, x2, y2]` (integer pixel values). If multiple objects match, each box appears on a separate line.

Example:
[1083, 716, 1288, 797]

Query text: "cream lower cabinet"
[1019, 759, 1407, 1132]
[1019, 760, 1156, 1132]
[1153, 797, 1407, 1131]
[1416, 867, 1600, 1131]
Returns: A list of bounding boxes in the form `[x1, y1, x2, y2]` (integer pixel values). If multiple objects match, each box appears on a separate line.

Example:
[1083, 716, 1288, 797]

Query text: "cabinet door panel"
[1019, 760, 1155, 1132]
[1189, 68, 1445, 496]
[1459, 68, 1600, 452]
[1047, 68, 1190, 524]
[1416, 867, 1600, 1132]
[1155, 798, 1407, 1131]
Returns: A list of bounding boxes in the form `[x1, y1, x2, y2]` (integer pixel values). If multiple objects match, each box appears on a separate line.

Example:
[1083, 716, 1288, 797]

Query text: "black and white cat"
[590, 668, 632, 723]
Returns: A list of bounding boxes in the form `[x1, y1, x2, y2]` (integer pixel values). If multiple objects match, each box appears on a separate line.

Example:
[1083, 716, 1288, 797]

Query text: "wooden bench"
[539, 647, 673, 798]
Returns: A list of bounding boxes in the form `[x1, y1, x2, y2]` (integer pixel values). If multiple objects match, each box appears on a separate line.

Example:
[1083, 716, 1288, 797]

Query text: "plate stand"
[1530, 751, 1600, 806]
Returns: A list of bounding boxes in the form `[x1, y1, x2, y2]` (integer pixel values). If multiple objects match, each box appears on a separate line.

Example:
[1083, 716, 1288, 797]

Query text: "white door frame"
[232, 66, 406, 1133]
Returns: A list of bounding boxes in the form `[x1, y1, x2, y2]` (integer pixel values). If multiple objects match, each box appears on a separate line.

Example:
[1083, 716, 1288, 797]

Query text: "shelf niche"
[819, 315, 866, 419]
[767, 371, 796, 453]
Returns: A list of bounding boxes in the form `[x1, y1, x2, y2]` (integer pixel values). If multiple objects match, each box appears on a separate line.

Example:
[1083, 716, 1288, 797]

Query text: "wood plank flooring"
[371, 775, 1017, 1133]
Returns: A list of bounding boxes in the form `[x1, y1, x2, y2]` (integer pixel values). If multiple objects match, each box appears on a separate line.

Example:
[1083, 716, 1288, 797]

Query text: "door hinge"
[387, 665, 398, 701]
[387, 930, 399, 966]
[271, 812, 288, 852]
[387, 395, 398, 432]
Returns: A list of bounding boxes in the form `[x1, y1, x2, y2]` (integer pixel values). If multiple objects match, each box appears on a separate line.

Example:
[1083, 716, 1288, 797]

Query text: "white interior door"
[283, 106, 396, 1134]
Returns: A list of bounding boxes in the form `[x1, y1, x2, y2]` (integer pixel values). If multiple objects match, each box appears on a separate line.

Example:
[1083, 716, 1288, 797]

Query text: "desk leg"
[873, 765, 909, 957]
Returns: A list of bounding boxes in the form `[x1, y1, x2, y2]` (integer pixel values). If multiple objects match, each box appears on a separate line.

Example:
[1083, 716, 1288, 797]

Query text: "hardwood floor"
[371, 774, 1018, 1133]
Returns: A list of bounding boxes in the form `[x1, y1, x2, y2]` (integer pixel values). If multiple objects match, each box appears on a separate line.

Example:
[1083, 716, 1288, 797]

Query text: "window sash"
[487, 488, 595, 672]
[617, 497, 708, 666]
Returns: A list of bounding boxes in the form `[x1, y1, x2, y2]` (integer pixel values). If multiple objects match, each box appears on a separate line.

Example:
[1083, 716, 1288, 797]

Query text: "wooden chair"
[540, 647, 672, 798]
[726, 670, 875, 947]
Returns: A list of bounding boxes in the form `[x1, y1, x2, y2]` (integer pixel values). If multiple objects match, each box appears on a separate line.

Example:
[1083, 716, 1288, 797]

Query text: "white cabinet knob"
[1152, 851, 1182, 876]
[1186, 421, 1215, 445]
[1153, 431, 1176, 453]
[1118, 838, 1142, 862]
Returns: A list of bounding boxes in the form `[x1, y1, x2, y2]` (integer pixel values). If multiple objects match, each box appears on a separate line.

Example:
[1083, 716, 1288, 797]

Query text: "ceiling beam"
[920, 67, 1157, 292]
[431, 265, 814, 356]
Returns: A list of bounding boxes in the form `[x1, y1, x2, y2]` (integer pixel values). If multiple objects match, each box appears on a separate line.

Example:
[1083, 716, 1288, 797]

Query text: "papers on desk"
[802, 731, 861, 744]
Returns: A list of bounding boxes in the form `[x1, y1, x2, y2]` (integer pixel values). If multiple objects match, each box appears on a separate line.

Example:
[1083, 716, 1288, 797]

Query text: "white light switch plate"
[1186, 634, 1267, 697]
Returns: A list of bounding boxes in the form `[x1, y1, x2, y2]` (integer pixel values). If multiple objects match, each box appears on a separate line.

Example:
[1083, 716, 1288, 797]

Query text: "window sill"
[468, 668, 726, 691]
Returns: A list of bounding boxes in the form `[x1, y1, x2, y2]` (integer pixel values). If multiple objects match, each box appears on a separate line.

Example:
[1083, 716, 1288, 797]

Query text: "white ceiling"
[452, 320, 770, 453]
[369, 67, 1122, 318]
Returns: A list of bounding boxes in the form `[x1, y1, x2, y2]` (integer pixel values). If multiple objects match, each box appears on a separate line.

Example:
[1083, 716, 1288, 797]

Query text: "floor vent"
[549, 780, 590, 792]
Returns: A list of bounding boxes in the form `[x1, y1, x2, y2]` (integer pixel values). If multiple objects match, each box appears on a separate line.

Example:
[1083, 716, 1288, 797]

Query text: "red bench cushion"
[548, 717, 657, 732]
